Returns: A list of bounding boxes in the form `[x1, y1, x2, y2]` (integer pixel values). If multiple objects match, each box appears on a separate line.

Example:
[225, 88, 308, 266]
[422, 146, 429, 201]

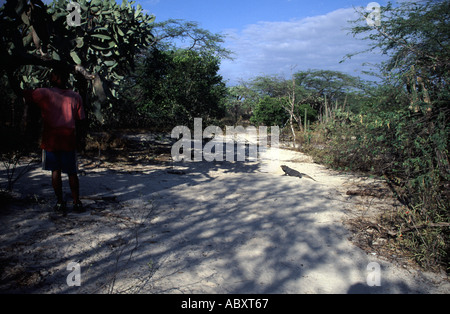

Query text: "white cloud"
[220, 7, 387, 85]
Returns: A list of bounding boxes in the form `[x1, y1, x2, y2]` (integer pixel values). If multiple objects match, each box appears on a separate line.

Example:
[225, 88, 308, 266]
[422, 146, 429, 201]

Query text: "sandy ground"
[0, 133, 449, 294]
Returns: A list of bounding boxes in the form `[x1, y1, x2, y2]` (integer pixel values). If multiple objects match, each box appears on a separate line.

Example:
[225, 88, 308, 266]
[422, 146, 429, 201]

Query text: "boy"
[24, 69, 86, 216]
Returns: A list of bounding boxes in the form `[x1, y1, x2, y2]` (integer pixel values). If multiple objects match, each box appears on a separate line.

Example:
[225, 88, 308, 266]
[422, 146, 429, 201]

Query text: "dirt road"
[1, 137, 448, 293]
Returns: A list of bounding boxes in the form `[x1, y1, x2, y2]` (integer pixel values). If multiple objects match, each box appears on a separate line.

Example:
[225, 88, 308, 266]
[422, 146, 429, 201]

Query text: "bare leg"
[52, 170, 63, 203]
[68, 174, 81, 204]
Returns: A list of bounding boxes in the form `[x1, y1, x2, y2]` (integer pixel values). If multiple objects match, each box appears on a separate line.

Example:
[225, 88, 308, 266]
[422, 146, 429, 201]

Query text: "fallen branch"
[381, 222, 450, 238]
[398, 222, 450, 235]
[81, 195, 117, 202]
[351, 217, 450, 238]
[91, 211, 140, 224]
[346, 189, 387, 198]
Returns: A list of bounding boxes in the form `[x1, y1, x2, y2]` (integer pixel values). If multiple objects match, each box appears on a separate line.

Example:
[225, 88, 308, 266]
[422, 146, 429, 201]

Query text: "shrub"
[313, 107, 449, 271]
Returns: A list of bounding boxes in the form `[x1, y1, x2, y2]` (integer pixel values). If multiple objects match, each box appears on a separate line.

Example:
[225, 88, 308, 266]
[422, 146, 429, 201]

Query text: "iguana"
[281, 165, 317, 182]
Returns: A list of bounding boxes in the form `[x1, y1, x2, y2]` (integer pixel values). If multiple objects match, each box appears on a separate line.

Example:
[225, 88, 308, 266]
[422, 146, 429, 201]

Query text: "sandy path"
[1, 140, 449, 294]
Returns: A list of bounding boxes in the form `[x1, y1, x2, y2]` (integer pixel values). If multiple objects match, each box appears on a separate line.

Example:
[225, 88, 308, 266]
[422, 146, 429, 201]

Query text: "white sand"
[1, 139, 448, 294]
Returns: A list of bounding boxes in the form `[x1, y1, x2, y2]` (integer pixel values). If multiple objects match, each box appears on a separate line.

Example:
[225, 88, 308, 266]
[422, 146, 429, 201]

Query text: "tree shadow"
[0, 139, 442, 294]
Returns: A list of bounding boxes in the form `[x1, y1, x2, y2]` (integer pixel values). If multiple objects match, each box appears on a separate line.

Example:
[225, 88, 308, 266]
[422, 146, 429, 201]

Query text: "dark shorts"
[42, 150, 78, 175]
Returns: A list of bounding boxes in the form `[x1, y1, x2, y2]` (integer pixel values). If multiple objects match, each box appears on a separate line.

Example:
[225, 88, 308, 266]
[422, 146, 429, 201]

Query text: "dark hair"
[49, 68, 69, 87]
[52, 69, 69, 80]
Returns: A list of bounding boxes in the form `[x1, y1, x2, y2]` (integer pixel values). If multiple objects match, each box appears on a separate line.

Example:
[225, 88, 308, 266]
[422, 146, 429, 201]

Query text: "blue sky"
[141, 0, 394, 85]
[144, 0, 386, 33]
[2, 0, 396, 85]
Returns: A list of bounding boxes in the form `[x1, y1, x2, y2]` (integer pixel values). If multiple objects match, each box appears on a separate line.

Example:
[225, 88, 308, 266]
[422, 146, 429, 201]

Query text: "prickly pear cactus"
[0, 0, 155, 121]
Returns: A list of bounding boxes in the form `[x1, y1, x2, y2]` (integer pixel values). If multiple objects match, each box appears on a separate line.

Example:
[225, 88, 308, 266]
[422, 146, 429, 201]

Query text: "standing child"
[24, 69, 86, 216]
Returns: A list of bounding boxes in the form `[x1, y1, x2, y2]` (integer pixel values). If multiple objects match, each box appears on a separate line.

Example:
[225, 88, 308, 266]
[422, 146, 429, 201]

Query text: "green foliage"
[312, 0, 450, 271]
[348, 0, 449, 91]
[103, 18, 231, 129]
[123, 47, 227, 129]
[317, 105, 449, 269]
[227, 71, 365, 137]
[294, 69, 364, 109]
[249, 97, 318, 128]
[223, 85, 255, 125]
[0, 0, 155, 124]
[297, 103, 318, 124]
[152, 19, 233, 60]
[250, 96, 289, 127]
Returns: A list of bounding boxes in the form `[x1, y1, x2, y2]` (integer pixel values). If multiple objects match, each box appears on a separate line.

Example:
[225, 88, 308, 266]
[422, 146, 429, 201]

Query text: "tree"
[151, 19, 233, 60]
[246, 75, 318, 133]
[349, 0, 449, 112]
[225, 86, 246, 125]
[243, 74, 322, 143]
[250, 96, 288, 127]
[337, 0, 450, 269]
[117, 19, 232, 129]
[0, 0, 155, 125]
[133, 47, 227, 129]
[294, 69, 364, 119]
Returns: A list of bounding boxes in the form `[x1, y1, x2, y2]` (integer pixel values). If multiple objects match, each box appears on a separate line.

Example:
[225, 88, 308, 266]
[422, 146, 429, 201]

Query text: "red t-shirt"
[24, 88, 85, 152]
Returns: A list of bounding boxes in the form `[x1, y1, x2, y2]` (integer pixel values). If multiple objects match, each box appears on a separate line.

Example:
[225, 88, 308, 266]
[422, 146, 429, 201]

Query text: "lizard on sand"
[281, 165, 317, 182]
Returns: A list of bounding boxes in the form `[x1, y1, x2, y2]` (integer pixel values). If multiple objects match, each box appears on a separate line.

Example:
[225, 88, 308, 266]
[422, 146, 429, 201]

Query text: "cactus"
[0, 0, 155, 121]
